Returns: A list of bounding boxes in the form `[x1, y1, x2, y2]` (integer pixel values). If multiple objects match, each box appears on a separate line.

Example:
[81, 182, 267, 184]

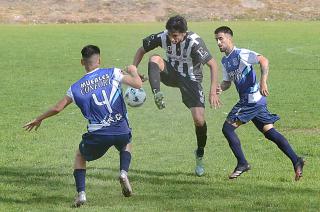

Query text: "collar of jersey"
[86, 67, 100, 75]
[225, 46, 236, 58]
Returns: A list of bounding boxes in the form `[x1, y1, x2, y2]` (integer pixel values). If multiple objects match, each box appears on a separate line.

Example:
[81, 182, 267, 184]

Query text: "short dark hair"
[166, 15, 188, 33]
[214, 26, 233, 36]
[81, 45, 100, 59]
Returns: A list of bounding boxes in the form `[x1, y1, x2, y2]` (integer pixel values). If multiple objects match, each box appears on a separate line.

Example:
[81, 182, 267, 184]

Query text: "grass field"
[1, 21, 319, 211]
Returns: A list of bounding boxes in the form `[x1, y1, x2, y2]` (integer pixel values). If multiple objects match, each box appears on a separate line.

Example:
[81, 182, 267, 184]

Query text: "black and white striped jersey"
[142, 30, 213, 82]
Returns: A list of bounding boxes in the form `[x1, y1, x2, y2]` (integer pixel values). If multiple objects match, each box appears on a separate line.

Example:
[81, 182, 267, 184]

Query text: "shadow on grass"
[1, 166, 318, 210]
[0, 166, 71, 206]
[92, 167, 210, 186]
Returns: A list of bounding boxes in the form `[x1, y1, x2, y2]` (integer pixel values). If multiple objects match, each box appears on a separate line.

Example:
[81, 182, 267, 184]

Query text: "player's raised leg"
[73, 149, 87, 207]
[148, 55, 166, 109]
[253, 121, 305, 181]
[191, 107, 207, 176]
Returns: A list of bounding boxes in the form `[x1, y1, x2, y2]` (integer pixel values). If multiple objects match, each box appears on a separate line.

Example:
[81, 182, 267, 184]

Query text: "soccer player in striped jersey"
[214, 26, 304, 180]
[23, 45, 142, 206]
[133, 15, 221, 177]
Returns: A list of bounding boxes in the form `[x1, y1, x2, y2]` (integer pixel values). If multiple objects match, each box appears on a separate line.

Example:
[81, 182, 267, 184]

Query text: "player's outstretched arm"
[133, 47, 148, 82]
[23, 96, 72, 131]
[258, 55, 269, 96]
[122, 65, 142, 89]
[207, 58, 222, 109]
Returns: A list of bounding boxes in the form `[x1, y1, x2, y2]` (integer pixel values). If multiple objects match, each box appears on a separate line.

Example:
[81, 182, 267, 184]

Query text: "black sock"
[195, 122, 207, 157]
[73, 169, 86, 192]
[148, 61, 161, 94]
[222, 122, 248, 166]
[264, 128, 298, 165]
[120, 151, 132, 172]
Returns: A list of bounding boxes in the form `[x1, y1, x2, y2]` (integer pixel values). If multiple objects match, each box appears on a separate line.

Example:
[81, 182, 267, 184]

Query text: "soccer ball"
[124, 87, 146, 107]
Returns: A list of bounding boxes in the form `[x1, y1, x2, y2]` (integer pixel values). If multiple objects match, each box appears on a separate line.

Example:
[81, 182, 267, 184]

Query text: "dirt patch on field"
[0, 0, 319, 24]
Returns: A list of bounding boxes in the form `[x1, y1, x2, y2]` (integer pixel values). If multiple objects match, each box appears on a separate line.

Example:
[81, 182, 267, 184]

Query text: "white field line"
[286, 47, 320, 57]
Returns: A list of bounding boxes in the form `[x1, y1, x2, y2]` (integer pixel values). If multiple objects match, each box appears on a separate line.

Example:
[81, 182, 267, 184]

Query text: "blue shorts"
[79, 133, 131, 161]
[227, 102, 280, 124]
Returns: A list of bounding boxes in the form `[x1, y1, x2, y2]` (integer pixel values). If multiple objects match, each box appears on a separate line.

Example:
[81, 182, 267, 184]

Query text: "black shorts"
[160, 60, 205, 108]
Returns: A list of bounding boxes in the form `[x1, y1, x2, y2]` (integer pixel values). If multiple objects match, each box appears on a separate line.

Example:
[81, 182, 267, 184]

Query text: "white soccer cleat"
[74, 191, 86, 207]
[119, 171, 133, 197]
[195, 151, 205, 177]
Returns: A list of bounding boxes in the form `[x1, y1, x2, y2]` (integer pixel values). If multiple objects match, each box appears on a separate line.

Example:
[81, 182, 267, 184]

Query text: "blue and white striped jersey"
[67, 67, 130, 135]
[222, 47, 266, 104]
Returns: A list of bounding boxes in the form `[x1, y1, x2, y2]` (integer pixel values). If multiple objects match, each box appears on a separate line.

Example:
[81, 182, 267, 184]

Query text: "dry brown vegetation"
[0, 0, 319, 24]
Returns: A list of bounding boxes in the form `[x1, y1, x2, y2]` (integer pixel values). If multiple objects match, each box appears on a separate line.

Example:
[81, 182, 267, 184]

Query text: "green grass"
[1, 21, 320, 211]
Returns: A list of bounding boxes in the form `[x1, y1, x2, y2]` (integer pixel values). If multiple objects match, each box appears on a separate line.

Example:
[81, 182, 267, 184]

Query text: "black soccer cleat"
[294, 157, 305, 181]
[229, 163, 251, 179]
[154, 92, 165, 110]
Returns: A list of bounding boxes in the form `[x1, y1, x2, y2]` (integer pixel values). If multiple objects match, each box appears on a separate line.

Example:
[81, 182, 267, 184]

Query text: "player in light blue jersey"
[24, 45, 142, 207]
[214, 26, 304, 180]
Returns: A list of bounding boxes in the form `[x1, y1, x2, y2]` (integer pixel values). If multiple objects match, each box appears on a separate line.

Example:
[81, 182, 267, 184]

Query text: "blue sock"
[195, 122, 207, 157]
[120, 151, 131, 172]
[222, 122, 248, 166]
[264, 128, 298, 165]
[73, 169, 86, 192]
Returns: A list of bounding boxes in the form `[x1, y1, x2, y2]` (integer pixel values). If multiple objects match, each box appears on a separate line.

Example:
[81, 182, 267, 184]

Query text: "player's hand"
[123, 66, 148, 82]
[138, 73, 148, 82]
[260, 81, 269, 96]
[23, 119, 42, 132]
[209, 92, 222, 109]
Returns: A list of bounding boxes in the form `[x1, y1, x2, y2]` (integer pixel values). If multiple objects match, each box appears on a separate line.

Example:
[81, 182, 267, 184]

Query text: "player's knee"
[149, 55, 162, 64]
[75, 150, 84, 160]
[193, 118, 205, 127]
[222, 121, 235, 136]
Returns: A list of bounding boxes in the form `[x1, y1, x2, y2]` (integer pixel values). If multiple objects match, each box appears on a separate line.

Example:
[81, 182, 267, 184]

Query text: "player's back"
[69, 68, 130, 135]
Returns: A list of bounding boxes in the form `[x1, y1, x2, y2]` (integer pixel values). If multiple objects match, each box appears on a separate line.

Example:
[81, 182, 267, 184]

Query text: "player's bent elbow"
[222, 81, 231, 91]
[259, 56, 269, 66]
[51, 106, 63, 113]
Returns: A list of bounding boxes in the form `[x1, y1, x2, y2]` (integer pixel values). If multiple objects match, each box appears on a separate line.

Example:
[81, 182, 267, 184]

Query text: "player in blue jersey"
[214, 26, 304, 180]
[23, 45, 142, 207]
[133, 15, 221, 177]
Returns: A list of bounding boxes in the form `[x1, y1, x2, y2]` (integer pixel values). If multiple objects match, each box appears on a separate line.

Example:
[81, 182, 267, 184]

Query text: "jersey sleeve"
[113, 68, 124, 82]
[142, 32, 163, 52]
[191, 37, 213, 64]
[239, 48, 260, 64]
[66, 87, 74, 102]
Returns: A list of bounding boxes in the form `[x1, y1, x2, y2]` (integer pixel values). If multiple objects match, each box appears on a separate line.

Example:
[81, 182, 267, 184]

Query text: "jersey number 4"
[92, 90, 113, 113]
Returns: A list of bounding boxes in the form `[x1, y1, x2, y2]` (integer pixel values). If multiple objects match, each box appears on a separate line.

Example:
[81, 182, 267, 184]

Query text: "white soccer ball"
[124, 87, 146, 107]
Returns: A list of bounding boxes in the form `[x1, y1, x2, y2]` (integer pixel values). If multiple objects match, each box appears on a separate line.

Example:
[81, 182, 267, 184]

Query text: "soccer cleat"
[119, 172, 133, 197]
[294, 157, 305, 181]
[229, 163, 251, 179]
[74, 191, 86, 207]
[154, 92, 165, 110]
[194, 151, 205, 177]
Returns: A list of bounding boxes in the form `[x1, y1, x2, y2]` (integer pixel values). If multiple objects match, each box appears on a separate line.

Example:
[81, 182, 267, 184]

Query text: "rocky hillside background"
[0, 0, 319, 24]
